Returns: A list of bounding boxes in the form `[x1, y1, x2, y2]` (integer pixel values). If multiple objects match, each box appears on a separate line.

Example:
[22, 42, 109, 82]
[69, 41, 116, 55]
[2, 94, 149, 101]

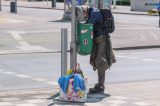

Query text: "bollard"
[10, 0, 17, 13]
[159, 12, 160, 27]
[61, 28, 68, 76]
[0, 0, 1, 11]
[52, 0, 56, 8]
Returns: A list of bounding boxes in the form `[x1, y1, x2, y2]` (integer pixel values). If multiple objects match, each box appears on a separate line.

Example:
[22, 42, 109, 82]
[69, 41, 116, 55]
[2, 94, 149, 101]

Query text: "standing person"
[66, 0, 83, 11]
[66, 0, 72, 10]
[82, 7, 116, 94]
[157, 1, 160, 27]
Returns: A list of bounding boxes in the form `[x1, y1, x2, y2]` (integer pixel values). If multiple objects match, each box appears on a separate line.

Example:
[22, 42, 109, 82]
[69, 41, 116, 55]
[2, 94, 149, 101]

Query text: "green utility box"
[77, 23, 93, 55]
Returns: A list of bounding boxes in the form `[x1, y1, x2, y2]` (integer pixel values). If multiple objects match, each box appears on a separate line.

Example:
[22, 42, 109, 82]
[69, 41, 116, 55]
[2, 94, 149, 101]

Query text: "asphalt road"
[0, 6, 160, 91]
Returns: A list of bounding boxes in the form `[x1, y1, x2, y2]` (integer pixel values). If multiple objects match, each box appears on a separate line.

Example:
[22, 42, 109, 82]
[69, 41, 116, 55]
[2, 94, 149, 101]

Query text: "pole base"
[62, 11, 71, 21]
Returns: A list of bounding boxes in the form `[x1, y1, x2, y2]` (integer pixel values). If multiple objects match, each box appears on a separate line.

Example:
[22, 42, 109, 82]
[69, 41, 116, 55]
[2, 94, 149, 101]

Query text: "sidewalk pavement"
[0, 80, 160, 106]
[1, 1, 148, 15]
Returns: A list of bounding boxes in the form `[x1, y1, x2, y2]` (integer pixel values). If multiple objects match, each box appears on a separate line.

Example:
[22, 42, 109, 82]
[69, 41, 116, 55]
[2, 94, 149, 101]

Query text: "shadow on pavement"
[48, 92, 110, 106]
[86, 93, 111, 103]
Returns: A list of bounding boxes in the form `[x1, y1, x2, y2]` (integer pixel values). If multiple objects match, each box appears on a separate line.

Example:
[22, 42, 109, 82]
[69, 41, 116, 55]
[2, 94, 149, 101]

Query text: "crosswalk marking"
[0, 102, 12, 106]
[150, 31, 159, 40]
[16, 103, 38, 106]
[140, 34, 146, 40]
[0, 69, 57, 86]
[107, 100, 127, 104]
[134, 102, 150, 106]
[7, 31, 50, 51]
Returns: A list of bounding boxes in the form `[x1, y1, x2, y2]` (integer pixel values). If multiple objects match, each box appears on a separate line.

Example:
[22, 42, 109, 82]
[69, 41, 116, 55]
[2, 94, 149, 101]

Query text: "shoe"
[89, 83, 105, 94]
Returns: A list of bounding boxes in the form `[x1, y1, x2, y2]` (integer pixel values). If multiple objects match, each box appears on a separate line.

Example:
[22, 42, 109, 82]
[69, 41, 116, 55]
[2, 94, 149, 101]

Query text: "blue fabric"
[73, 74, 86, 93]
[87, 7, 103, 24]
[86, 7, 105, 38]
[58, 74, 73, 93]
[58, 74, 86, 93]
[157, 2, 160, 10]
[66, 0, 83, 6]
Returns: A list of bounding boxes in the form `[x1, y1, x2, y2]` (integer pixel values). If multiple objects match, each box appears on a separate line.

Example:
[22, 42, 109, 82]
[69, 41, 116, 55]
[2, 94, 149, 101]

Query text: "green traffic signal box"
[77, 23, 93, 55]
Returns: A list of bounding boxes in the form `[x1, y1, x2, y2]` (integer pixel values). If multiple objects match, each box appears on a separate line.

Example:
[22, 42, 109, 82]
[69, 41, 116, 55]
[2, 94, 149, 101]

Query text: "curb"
[113, 45, 160, 50]
[112, 11, 148, 16]
[0, 87, 59, 97]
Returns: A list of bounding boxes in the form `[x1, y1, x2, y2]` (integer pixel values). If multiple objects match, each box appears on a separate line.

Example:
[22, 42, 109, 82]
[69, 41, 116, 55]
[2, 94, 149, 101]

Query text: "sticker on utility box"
[81, 30, 88, 34]
[83, 39, 88, 45]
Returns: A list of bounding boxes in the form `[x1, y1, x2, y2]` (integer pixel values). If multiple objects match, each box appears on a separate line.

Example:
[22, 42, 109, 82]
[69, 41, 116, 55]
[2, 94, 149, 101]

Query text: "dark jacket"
[86, 7, 107, 38]
[86, 7, 116, 72]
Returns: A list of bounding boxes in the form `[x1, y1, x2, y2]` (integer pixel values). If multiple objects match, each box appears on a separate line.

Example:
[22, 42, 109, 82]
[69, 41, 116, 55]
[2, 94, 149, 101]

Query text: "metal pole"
[64, 0, 66, 12]
[0, 0, 1, 11]
[93, 0, 96, 7]
[61, 28, 68, 76]
[159, 12, 160, 27]
[51, 0, 56, 8]
[113, 0, 116, 9]
[88, 0, 92, 7]
[109, 0, 112, 10]
[46, 0, 48, 7]
[98, 0, 103, 9]
[10, 0, 17, 13]
[70, 0, 77, 69]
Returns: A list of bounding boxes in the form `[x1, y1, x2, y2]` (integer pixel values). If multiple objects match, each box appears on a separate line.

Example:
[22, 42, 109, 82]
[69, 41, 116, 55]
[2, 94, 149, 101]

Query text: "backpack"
[100, 9, 115, 34]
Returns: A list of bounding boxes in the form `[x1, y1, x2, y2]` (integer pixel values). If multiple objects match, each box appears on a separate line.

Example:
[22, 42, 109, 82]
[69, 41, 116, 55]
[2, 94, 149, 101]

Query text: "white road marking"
[116, 20, 154, 25]
[110, 105, 121, 106]
[26, 99, 45, 103]
[15, 74, 31, 78]
[117, 27, 158, 30]
[150, 31, 159, 40]
[134, 102, 150, 106]
[0, 49, 54, 55]
[85, 103, 104, 106]
[125, 56, 139, 59]
[0, 102, 12, 106]
[112, 96, 128, 100]
[116, 50, 160, 55]
[116, 55, 127, 58]
[107, 100, 127, 104]
[16, 104, 38, 106]
[117, 55, 160, 63]
[7, 31, 50, 51]
[31, 78, 48, 82]
[0, 69, 57, 86]
[27, 30, 60, 33]
[140, 34, 146, 40]
[141, 59, 156, 62]
[116, 55, 139, 59]
[46, 81, 58, 86]
[1, 97, 20, 101]
[1, 71, 16, 75]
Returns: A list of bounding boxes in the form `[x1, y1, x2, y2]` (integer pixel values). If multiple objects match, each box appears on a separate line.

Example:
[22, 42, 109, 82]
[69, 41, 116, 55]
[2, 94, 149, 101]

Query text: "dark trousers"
[98, 69, 106, 85]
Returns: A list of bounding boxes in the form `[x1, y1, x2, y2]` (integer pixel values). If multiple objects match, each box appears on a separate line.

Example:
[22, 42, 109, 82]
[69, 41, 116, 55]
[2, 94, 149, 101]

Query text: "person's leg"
[97, 70, 105, 86]
[88, 70, 105, 94]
